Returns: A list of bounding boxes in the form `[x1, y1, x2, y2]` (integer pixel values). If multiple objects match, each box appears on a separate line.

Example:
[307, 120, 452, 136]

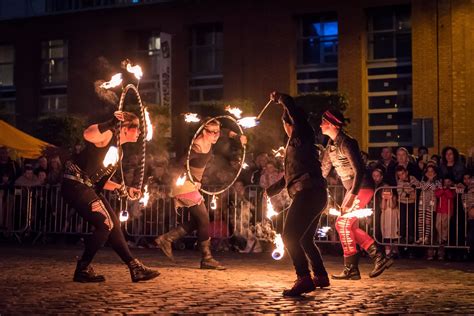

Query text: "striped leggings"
[418, 208, 432, 240]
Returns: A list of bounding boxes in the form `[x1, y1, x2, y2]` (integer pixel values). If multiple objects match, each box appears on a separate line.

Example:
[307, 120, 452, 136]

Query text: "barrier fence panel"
[1, 183, 471, 254]
[372, 185, 469, 250]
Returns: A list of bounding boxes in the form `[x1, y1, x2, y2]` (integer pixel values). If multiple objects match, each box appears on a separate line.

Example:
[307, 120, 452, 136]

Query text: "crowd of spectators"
[1, 142, 473, 261]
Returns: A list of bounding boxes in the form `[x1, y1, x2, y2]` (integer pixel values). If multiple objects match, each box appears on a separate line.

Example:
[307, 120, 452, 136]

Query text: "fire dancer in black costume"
[320, 109, 393, 280]
[62, 111, 160, 283]
[265, 91, 329, 297]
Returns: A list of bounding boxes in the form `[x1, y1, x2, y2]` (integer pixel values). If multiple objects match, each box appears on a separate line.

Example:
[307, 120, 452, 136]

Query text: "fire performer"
[62, 111, 160, 283]
[320, 109, 393, 280]
[265, 91, 329, 297]
[155, 118, 246, 270]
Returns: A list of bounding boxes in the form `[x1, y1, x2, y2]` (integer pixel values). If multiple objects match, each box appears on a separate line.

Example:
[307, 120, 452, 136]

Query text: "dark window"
[368, 6, 411, 60]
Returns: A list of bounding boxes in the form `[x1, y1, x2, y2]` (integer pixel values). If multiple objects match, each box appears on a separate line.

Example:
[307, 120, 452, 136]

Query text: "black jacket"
[320, 130, 364, 195]
[266, 94, 326, 197]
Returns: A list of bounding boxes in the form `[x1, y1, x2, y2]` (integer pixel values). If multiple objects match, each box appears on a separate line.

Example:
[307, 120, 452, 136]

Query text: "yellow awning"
[0, 119, 54, 159]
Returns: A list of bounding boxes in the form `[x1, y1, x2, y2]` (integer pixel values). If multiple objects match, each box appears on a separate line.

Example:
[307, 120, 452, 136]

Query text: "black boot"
[73, 259, 106, 283]
[155, 226, 187, 262]
[366, 243, 394, 278]
[200, 239, 226, 270]
[283, 275, 315, 297]
[313, 274, 330, 289]
[331, 254, 361, 280]
[127, 259, 160, 282]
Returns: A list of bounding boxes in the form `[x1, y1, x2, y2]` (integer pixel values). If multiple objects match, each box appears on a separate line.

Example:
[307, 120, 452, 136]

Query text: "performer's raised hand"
[269, 91, 281, 103]
[114, 111, 125, 122]
[128, 187, 142, 200]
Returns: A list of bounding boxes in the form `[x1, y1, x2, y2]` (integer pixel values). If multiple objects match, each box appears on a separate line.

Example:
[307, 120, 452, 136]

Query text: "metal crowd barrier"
[372, 185, 470, 250]
[0, 184, 470, 251]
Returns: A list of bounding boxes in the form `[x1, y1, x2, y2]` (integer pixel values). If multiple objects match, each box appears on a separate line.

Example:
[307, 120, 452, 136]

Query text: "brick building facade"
[0, 0, 472, 156]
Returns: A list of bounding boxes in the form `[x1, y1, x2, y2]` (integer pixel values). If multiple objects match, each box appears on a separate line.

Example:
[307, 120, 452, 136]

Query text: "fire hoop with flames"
[99, 60, 153, 221]
[184, 115, 247, 209]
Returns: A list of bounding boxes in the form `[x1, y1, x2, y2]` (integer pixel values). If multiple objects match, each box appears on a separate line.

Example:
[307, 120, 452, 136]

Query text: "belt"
[63, 174, 94, 188]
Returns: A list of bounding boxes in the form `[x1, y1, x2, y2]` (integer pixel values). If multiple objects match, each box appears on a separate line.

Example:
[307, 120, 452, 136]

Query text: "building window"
[189, 23, 223, 105]
[367, 5, 412, 158]
[296, 14, 338, 93]
[134, 33, 161, 105]
[41, 40, 68, 86]
[0, 45, 14, 87]
[41, 94, 67, 114]
[367, 6, 411, 61]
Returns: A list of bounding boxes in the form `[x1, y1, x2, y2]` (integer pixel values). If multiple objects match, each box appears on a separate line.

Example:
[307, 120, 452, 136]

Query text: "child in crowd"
[417, 165, 441, 252]
[396, 165, 419, 243]
[434, 178, 455, 260]
[380, 186, 399, 257]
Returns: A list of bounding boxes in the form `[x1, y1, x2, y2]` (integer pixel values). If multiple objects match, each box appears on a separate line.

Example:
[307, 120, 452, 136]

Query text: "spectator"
[14, 164, 41, 187]
[380, 186, 399, 257]
[435, 178, 455, 260]
[396, 165, 419, 244]
[259, 161, 290, 212]
[34, 156, 48, 175]
[0, 146, 20, 185]
[250, 153, 269, 185]
[377, 147, 397, 186]
[37, 170, 47, 185]
[440, 146, 465, 184]
[47, 155, 63, 186]
[417, 165, 441, 254]
[417, 146, 429, 162]
[396, 147, 421, 180]
[371, 168, 385, 241]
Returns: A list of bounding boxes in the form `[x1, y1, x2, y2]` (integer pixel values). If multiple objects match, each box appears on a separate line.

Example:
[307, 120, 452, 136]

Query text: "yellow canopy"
[0, 119, 54, 159]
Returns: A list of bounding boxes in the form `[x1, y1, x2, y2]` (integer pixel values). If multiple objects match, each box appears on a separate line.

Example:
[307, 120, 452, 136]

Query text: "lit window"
[41, 40, 68, 86]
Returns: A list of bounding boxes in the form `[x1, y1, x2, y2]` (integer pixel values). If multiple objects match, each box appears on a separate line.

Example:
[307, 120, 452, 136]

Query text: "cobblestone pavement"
[0, 245, 473, 314]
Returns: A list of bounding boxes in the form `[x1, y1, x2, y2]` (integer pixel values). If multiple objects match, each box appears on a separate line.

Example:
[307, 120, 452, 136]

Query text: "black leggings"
[180, 202, 209, 242]
[283, 186, 328, 277]
[62, 179, 134, 265]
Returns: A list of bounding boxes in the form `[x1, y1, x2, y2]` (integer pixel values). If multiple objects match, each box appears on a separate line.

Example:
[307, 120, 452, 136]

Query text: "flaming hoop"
[185, 115, 247, 197]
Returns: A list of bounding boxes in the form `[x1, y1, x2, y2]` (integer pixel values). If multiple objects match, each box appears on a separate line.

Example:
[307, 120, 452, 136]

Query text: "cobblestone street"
[0, 245, 473, 314]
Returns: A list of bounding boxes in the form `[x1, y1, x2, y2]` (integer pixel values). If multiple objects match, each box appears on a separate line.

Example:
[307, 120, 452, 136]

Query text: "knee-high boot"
[199, 238, 225, 270]
[155, 226, 187, 262]
[331, 253, 361, 280]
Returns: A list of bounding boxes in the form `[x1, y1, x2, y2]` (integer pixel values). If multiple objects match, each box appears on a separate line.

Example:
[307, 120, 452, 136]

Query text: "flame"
[242, 162, 249, 169]
[184, 113, 200, 123]
[266, 197, 278, 219]
[176, 174, 186, 186]
[139, 185, 150, 207]
[225, 105, 242, 119]
[100, 73, 122, 89]
[317, 226, 332, 238]
[237, 117, 259, 129]
[144, 107, 153, 141]
[119, 210, 129, 222]
[126, 62, 143, 80]
[272, 146, 285, 158]
[102, 146, 119, 167]
[210, 195, 217, 210]
[272, 233, 285, 260]
[328, 207, 373, 218]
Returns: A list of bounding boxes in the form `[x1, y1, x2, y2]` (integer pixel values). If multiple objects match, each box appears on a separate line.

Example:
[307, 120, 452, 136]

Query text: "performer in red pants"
[320, 109, 393, 279]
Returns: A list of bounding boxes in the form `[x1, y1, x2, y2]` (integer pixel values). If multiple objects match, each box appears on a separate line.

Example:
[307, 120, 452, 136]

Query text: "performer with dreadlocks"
[265, 91, 329, 297]
[320, 109, 393, 280]
[62, 111, 160, 283]
[155, 118, 246, 270]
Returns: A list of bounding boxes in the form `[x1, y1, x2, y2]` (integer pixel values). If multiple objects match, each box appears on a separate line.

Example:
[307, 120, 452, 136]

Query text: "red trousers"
[335, 188, 375, 257]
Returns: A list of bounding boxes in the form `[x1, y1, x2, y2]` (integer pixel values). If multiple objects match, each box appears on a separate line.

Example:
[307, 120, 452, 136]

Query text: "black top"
[266, 94, 326, 197]
[188, 148, 213, 182]
[73, 135, 119, 187]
